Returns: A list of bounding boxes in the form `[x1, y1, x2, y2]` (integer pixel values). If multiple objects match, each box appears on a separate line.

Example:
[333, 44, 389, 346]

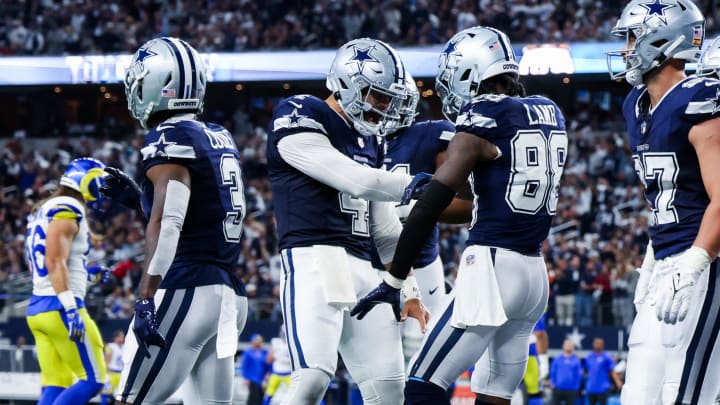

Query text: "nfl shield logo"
[358, 137, 365, 148]
[466, 254, 476, 265]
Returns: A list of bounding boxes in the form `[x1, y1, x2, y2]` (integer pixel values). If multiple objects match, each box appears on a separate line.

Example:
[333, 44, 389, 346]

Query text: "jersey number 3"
[505, 130, 567, 215]
[220, 154, 246, 242]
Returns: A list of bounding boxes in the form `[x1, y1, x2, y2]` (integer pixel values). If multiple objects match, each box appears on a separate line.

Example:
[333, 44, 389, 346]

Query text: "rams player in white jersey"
[25, 157, 109, 405]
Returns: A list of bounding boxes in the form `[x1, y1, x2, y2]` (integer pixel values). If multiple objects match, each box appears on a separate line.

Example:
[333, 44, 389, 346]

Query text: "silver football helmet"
[606, 0, 704, 86]
[326, 38, 408, 136]
[697, 35, 720, 78]
[435, 26, 519, 121]
[385, 72, 420, 134]
[125, 37, 207, 129]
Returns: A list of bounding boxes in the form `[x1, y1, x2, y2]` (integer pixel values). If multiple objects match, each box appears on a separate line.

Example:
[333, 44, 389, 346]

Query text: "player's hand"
[633, 267, 653, 306]
[350, 281, 401, 321]
[86, 265, 111, 284]
[101, 167, 141, 210]
[655, 246, 711, 324]
[401, 298, 430, 333]
[401, 173, 432, 205]
[133, 297, 166, 358]
[64, 308, 86, 342]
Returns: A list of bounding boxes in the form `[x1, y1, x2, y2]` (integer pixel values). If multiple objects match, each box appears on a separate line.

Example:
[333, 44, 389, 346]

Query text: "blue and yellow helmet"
[59, 158, 107, 204]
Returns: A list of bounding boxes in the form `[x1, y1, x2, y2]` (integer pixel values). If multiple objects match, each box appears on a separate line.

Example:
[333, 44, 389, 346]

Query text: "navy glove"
[133, 297, 167, 358]
[401, 173, 432, 205]
[350, 281, 401, 321]
[86, 265, 110, 284]
[100, 167, 141, 210]
[64, 308, 86, 342]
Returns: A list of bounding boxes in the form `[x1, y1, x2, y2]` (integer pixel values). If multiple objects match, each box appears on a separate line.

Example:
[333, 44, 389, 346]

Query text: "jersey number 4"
[504, 130, 567, 215]
[220, 153, 246, 242]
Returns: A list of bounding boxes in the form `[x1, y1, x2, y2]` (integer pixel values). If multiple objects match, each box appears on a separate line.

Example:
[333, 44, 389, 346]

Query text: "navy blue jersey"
[385, 120, 455, 267]
[457, 94, 567, 253]
[267, 95, 383, 261]
[141, 118, 245, 295]
[622, 77, 720, 259]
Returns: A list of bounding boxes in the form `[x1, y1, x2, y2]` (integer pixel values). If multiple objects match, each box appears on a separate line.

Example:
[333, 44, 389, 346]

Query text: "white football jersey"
[106, 342, 124, 372]
[271, 337, 292, 375]
[26, 196, 90, 298]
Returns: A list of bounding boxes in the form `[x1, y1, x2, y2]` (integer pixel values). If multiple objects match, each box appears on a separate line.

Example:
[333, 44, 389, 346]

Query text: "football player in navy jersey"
[110, 37, 248, 405]
[267, 37, 430, 405]
[382, 74, 462, 362]
[352, 26, 567, 405]
[607, 2, 720, 403]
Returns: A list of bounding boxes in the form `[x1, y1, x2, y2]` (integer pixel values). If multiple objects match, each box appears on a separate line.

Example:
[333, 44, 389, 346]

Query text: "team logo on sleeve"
[141, 134, 197, 160]
[273, 108, 327, 134]
[466, 254, 476, 265]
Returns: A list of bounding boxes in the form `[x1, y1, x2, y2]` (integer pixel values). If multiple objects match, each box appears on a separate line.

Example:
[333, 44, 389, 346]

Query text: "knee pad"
[281, 368, 331, 405]
[357, 376, 404, 405]
[405, 379, 449, 405]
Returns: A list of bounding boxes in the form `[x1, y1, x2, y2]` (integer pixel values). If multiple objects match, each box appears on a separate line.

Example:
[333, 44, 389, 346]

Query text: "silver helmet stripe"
[486, 26, 512, 62]
[160, 38, 186, 98]
[178, 39, 199, 99]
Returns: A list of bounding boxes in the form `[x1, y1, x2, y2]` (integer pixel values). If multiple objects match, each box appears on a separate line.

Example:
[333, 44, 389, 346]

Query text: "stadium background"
[1, 0, 717, 403]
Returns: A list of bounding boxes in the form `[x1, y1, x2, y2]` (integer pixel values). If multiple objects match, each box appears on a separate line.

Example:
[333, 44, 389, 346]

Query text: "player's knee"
[284, 368, 331, 404]
[404, 379, 449, 405]
[621, 382, 650, 405]
[661, 381, 680, 405]
[356, 376, 404, 405]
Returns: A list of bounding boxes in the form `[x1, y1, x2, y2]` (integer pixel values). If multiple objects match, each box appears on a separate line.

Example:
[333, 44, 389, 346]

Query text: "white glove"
[634, 241, 655, 306]
[655, 246, 711, 324]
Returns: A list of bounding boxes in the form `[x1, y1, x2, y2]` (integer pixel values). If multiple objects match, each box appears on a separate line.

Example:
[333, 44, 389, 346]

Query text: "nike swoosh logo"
[288, 100, 303, 109]
[429, 287, 439, 295]
[156, 125, 175, 132]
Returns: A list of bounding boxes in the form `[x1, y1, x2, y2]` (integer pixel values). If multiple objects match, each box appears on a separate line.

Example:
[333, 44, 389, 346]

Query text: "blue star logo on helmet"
[640, 0, 675, 24]
[136, 47, 157, 63]
[346, 45, 379, 73]
[442, 40, 461, 58]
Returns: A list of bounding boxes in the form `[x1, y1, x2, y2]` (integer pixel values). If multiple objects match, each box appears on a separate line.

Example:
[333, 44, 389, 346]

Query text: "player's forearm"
[693, 200, 720, 258]
[389, 180, 455, 280]
[278, 132, 411, 201]
[371, 201, 403, 264]
[47, 260, 72, 296]
[140, 218, 163, 298]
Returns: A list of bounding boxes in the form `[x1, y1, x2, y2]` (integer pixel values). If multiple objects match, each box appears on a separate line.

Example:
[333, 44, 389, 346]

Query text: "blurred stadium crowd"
[0, 87, 647, 331]
[1, 0, 718, 56]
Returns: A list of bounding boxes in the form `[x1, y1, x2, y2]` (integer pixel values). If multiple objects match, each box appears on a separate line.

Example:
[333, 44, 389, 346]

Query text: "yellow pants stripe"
[27, 308, 107, 388]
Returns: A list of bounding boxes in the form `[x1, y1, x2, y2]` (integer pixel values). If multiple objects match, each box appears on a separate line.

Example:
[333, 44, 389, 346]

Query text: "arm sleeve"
[146, 180, 190, 278]
[277, 132, 411, 202]
[388, 179, 456, 280]
[370, 201, 403, 265]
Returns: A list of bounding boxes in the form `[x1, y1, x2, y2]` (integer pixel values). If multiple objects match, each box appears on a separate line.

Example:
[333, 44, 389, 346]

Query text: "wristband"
[401, 275, 421, 302]
[58, 290, 77, 311]
[686, 246, 712, 272]
[383, 272, 404, 289]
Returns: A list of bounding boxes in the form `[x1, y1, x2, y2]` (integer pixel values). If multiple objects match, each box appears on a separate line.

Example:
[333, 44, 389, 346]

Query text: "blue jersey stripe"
[178, 39, 198, 99]
[135, 288, 195, 403]
[421, 326, 464, 381]
[409, 299, 455, 377]
[161, 38, 186, 98]
[120, 289, 176, 402]
[677, 261, 720, 403]
[286, 249, 308, 368]
[280, 251, 296, 371]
